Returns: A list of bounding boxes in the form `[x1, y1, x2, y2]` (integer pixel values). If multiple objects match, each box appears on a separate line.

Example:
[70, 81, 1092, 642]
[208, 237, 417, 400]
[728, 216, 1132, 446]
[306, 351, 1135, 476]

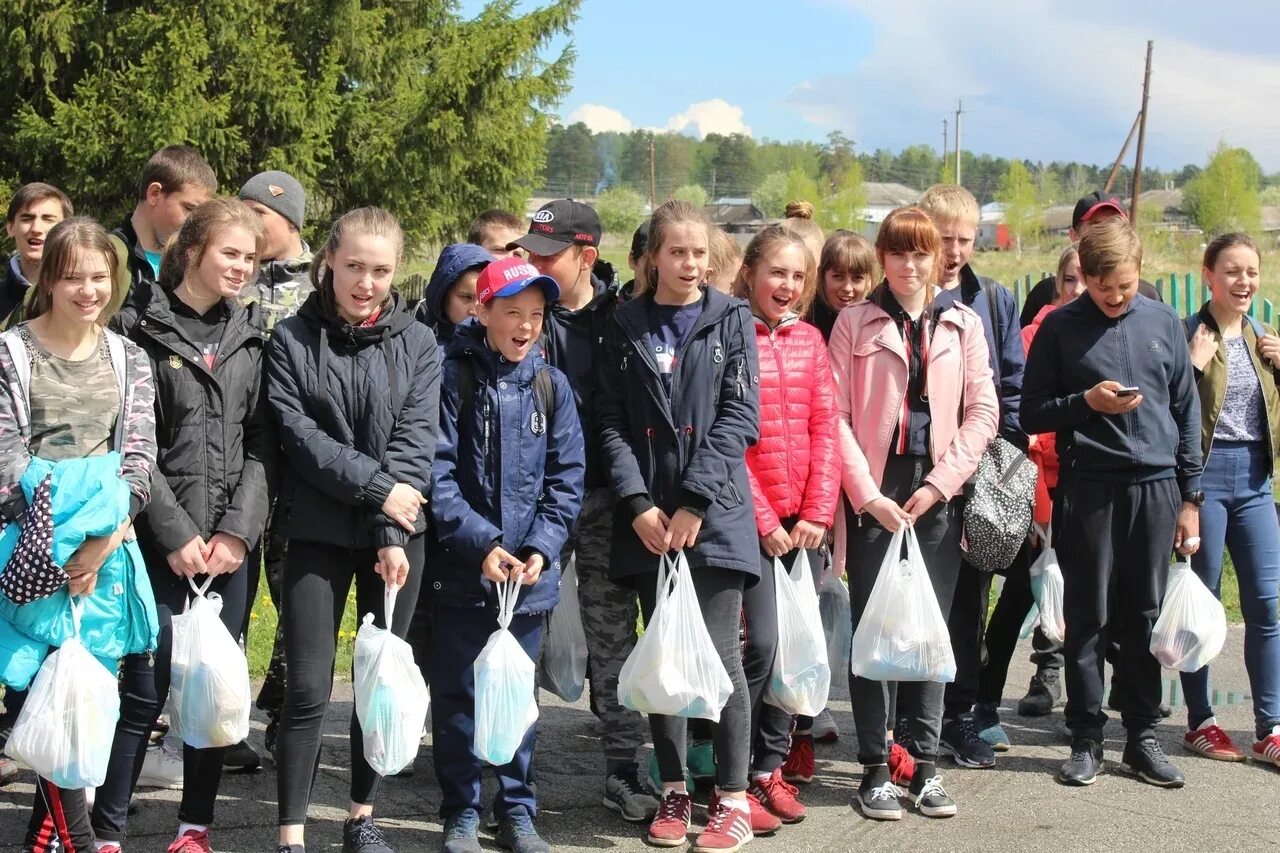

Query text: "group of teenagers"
[0, 141, 1277, 853]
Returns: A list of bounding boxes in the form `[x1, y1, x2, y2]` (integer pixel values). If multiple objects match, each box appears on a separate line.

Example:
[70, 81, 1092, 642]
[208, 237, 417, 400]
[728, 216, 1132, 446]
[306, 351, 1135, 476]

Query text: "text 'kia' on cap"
[512, 199, 602, 256]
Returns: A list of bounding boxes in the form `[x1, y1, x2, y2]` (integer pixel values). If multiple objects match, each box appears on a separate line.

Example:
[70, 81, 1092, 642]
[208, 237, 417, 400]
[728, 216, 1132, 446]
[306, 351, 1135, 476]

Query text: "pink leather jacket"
[827, 297, 998, 575]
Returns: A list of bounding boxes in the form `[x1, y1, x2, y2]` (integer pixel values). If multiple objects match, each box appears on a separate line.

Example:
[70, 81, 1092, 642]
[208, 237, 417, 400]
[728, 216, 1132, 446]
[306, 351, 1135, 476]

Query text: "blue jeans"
[1180, 442, 1280, 732]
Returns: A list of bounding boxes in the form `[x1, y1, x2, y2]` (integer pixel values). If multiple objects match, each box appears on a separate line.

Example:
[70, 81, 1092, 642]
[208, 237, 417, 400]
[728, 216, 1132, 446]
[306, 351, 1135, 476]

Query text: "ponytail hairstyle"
[643, 200, 711, 294]
[733, 224, 817, 316]
[1202, 232, 1260, 273]
[158, 197, 265, 292]
[312, 207, 404, 319]
[28, 217, 120, 324]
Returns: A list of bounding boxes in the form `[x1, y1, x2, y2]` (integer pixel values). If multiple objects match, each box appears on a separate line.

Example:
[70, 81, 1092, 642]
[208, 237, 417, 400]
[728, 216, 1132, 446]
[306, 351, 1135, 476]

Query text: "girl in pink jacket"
[827, 207, 998, 823]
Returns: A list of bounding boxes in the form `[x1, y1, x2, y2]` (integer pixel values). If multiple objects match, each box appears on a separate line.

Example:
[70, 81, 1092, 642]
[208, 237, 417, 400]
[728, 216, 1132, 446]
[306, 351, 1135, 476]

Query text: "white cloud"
[566, 104, 633, 134]
[665, 99, 753, 139]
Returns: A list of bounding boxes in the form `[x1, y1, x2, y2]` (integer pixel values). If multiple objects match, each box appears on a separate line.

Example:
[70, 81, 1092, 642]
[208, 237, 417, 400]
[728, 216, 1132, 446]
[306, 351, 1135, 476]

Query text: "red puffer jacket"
[746, 315, 841, 537]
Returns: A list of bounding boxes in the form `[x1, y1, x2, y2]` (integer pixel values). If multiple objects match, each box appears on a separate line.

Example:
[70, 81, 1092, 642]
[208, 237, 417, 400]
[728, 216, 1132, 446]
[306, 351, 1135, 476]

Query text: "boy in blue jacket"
[430, 257, 586, 853]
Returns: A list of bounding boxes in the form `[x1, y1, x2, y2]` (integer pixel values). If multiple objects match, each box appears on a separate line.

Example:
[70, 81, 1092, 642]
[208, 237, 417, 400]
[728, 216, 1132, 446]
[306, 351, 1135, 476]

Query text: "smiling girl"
[266, 207, 441, 853]
[598, 200, 761, 853]
[731, 226, 839, 827]
[809, 230, 875, 342]
[827, 207, 997, 822]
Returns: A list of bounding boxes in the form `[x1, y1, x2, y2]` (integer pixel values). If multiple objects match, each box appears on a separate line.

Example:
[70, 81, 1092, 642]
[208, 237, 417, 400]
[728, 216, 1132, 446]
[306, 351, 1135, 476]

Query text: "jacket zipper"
[768, 332, 796, 509]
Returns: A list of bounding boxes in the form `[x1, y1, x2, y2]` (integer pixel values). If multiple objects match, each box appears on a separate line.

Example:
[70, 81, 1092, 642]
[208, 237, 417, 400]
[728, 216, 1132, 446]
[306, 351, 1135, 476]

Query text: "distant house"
[705, 198, 775, 241]
[977, 202, 1011, 250]
[1263, 206, 1280, 245]
[861, 182, 922, 225]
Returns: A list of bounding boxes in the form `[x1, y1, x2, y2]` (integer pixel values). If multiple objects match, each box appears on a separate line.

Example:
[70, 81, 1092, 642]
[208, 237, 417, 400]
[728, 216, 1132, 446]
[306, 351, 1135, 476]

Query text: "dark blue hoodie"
[413, 243, 494, 350]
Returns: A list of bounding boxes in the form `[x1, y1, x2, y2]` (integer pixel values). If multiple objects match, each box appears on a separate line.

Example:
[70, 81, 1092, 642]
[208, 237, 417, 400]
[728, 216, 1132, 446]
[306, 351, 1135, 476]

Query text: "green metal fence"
[1011, 272, 1276, 323]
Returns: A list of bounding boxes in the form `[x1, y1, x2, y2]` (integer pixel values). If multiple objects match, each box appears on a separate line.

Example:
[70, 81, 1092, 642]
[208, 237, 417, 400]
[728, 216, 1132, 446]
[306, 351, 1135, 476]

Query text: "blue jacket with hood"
[413, 244, 494, 351]
[429, 323, 585, 615]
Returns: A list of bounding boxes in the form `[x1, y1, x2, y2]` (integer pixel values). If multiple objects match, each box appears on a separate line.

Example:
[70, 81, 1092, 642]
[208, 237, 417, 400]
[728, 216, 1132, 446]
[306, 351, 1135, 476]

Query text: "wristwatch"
[1182, 490, 1206, 507]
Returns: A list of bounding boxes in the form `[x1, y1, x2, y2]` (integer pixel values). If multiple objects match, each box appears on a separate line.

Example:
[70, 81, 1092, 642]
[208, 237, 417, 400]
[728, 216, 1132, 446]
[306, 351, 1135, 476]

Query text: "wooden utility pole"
[942, 117, 949, 179]
[1104, 112, 1142, 193]
[648, 134, 657, 210]
[1130, 40, 1154, 224]
[954, 99, 964, 187]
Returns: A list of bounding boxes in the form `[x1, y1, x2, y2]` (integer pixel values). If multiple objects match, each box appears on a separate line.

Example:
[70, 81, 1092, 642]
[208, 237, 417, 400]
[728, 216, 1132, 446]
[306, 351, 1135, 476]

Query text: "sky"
[461, 0, 1280, 172]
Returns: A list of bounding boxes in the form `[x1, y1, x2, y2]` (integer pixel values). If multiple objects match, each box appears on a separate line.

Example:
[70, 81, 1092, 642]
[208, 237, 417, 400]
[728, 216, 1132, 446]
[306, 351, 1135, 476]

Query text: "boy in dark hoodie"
[414, 243, 495, 350]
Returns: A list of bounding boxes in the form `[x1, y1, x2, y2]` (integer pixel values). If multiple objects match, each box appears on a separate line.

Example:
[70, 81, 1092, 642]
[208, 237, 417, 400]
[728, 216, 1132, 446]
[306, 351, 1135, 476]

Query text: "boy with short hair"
[1021, 216, 1202, 788]
[431, 257, 585, 853]
[238, 169, 313, 333]
[512, 200, 658, 820]
[467, 209, 525, 260]
[2, 182, 73, 327]
[110, 145, 217, 332]
[918, 184, 1025, 770]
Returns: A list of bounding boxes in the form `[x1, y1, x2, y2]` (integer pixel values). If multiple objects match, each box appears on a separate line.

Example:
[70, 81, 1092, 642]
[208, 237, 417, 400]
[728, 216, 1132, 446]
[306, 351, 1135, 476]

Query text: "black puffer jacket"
[267, 290, 441, 548]
[130, 288, 276, 561]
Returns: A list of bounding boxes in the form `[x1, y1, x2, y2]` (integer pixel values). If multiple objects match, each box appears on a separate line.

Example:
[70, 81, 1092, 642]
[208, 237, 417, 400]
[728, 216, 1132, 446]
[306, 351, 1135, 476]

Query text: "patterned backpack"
[962, 436, 1036, 572]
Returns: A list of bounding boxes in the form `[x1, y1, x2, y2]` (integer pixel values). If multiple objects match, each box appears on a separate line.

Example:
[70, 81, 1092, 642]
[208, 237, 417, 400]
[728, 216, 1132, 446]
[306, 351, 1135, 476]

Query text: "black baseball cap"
[629, 218, 651, 261]
[1072, 191, 1127, 231]
[512, 199, 602, 256]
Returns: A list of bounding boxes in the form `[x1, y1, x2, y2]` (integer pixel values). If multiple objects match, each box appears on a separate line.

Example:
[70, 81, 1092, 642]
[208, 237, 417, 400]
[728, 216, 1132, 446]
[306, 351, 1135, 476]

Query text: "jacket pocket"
[717, 477, 744, 508]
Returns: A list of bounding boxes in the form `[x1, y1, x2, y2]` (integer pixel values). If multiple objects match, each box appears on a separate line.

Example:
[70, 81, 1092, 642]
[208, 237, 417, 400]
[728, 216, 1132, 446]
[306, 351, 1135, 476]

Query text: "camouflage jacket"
[0, 325, 158, 521]
[242, 247, 314, 334]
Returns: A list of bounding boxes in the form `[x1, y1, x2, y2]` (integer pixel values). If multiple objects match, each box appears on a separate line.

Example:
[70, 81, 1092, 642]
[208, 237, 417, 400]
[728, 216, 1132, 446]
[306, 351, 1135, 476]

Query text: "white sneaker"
[136, 737, 183, 789]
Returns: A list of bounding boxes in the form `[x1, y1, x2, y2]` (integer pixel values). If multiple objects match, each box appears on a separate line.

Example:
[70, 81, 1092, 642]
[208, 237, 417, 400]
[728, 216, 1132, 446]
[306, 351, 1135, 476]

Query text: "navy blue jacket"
[598, 287, 761, 579]
[946, 266, 1025, 443]
[267, 291, 441, 549]
[413, 243, 493, 351]
[1021, 293, 1202, 493]
[430, 323, 585, 614]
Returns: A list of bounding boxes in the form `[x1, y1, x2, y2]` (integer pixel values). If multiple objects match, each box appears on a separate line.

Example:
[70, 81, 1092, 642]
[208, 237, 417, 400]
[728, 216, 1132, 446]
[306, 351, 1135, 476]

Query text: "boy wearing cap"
[430, 257, 585, 853]
[239, 169, 314, 333]
[512, 200, 657, 820]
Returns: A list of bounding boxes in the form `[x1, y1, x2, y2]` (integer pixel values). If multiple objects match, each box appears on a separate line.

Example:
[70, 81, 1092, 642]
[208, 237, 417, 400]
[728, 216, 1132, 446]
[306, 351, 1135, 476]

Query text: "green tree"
[0, 0, 577, 248]
[753, 168, 821, 219]
[594, 186, 648, 236]
[701, 133, 757, 197]
[672, 184, 708, 207]
[819, 162, 866, 232]
[894, 144, 942, 189]
[996, 160, 1041, 256]
[1183, 142, 1262, 235]
[819, 131, 857, 193]
[544, 122, 602, 198]
[753, 140, 822, 184]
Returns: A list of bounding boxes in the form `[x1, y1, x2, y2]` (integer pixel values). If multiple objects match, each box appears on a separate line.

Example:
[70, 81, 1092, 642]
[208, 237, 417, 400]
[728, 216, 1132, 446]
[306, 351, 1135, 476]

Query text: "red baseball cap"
[1072, 191, 1127, 230]
[475, 257, 561, 305]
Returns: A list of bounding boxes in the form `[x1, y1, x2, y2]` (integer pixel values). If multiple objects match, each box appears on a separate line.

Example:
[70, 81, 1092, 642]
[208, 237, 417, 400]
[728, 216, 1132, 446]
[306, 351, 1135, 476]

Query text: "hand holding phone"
[1115, 386, 1141, 398]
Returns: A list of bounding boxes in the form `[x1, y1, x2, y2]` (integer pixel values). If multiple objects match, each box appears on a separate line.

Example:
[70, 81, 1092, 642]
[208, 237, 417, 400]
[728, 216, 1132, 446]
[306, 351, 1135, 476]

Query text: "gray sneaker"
[442, 809, 482, 853]
[494, 811, 550, 853]
[603, 767, 659, 821]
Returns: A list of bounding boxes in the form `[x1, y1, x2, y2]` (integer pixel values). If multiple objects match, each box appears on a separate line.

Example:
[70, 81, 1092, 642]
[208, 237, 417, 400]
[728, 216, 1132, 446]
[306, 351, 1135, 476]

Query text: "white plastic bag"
[1030, 527, 1066, 646]
[618, 551, 734, 720]
[354, 585, 430, 776]
[819, 566, 852, 676]
[850, 527, 956, 682]
[474, 576, 538, 766]
[765, 551, 831, 716]
[170, 577, 251, 749]
[1150, 557, 1227, 672]
[5, 598, 119, 788]
[538, 554, 588, 702]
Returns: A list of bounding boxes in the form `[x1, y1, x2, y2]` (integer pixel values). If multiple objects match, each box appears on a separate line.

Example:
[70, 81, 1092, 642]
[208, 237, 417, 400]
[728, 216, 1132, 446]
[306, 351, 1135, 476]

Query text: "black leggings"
[632, 564, 750, 793]
[275, 536, 424, 826]
[91, 561, 249, 843]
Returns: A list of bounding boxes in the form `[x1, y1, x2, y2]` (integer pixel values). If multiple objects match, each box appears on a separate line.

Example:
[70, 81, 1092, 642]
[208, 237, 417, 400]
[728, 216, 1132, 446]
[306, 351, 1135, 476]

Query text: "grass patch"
[245, 565, 360, 679]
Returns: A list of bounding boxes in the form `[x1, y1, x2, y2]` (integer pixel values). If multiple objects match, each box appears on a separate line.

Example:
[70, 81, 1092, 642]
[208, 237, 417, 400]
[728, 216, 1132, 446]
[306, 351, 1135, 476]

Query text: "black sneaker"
[222, 739, 261, 772]
[1058, 739, 1103, 786]
[1122, 738, 1185, 788]
[603, 766, 660, 821]
[939, 715, 996, 769]
[442, 809, 482, 853]
[277, 846, 305, 853]
[854, 770, 902, 821]
[908, 767, 957, 818]
[1018, 669, 1062, 717]
[343, 815, 395, 853]
[494, 810, 550, 853]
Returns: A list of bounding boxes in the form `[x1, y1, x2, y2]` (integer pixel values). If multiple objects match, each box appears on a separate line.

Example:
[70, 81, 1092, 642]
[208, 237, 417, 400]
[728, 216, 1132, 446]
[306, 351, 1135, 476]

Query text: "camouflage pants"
[254, 503, 290, 717]
[567, 487, 646, 765]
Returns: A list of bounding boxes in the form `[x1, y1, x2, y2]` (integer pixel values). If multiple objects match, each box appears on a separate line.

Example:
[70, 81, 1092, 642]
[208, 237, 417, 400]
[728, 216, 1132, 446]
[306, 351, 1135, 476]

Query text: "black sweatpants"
[1058, 476, 1178, 742]
[847, 454, 963, 765]
[26, 778, 94, 853]
[92, 561, 249, 842]
[976, 540, 1036, 706]
[631, 565, 750, 793]
[275, 535, 424, 826]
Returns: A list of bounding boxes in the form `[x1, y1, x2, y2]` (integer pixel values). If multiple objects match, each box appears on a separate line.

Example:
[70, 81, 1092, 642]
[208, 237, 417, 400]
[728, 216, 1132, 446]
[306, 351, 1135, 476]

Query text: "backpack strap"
[1246, 314, 1265, 338]
[980, 277, 1004, 386]
[458, 356, 476, 426]
[533, 366, 556, 429]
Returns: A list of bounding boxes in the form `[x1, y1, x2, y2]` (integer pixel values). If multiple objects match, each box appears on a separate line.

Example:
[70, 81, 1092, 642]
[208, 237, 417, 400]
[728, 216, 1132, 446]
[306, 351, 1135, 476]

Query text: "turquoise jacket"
[0, 454, 158, 690]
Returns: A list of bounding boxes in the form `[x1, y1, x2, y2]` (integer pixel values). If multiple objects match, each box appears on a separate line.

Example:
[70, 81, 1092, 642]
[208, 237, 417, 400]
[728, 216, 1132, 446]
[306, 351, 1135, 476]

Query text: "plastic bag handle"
[496, 574, 521, 629]
[68, 595, 84, 638]
[384, 583, 399, 629]
[187, 576, 215, 599]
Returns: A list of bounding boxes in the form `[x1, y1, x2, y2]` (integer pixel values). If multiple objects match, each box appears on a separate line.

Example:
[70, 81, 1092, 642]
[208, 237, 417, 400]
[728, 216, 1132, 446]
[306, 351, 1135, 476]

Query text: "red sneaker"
[692, 799, 754, 853]
[749, 769, 807, 823]
[1183, 720, 1246, 762]
[781, 734, 815, 784]
[166, 829, 213, 853]
[888, 742, 915, 787]
[647, 790, 693, 847]
[96, 847, 121, 853]
[1252, 727, 1280, 767]
[710, 789, 779, 836]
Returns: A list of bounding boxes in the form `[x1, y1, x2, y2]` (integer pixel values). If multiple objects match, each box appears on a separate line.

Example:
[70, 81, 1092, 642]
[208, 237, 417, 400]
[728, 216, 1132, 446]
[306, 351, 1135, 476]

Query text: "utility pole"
[1130, 40, 1154, 224]
[954, 99, 964, 187]
[942, 117, 949, 180]
[1104, 112, 1142, 193]
[648, 134, 657, 210]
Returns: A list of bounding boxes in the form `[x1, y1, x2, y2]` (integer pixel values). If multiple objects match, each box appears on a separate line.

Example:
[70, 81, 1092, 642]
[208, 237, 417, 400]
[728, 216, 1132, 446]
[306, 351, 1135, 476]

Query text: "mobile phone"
[1116, 386, 1140, 398]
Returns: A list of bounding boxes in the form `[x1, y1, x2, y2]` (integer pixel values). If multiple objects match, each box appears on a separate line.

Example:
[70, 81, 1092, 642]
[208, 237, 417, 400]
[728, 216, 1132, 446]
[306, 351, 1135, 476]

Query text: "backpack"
[456, 357, 556, 434]
[962, 280, 1036, 572]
